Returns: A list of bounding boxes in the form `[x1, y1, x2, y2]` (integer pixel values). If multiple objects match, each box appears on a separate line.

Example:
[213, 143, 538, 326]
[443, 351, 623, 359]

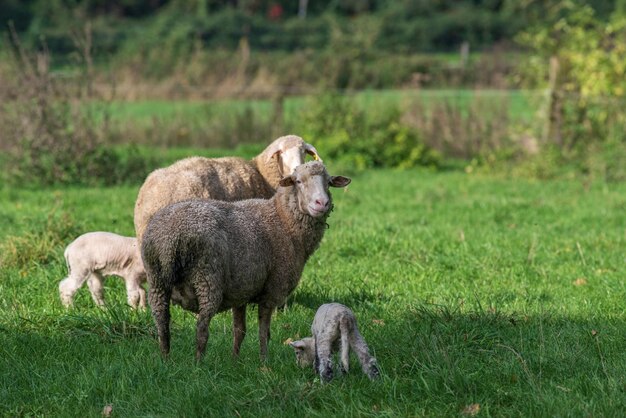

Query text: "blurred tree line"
[2, 0, 626, 185]
[1, 0, 621, 55]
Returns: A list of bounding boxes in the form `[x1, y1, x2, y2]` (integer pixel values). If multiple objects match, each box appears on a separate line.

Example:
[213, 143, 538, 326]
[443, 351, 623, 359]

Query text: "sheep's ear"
[264, 140, 284, 163]
[330, 176, 351, 188]
[305, 143, 322, 162]
[290, 340, 307, 350]
[279, 176, 295, 187]
[267, 149, 282, 164]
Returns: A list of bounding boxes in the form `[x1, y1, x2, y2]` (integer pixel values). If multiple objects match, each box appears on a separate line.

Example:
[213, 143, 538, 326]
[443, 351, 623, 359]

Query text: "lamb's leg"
[138, 285, 147, 309]
[148, 285, 172, 358]
[349, 329, 380, 380]
[258, 305, 275, 361]
[125, 276, 145, 309]
[315, 340, 334, 382]
[232, 305, 247, 357]
[339, 318, 351, 374]
[314, 343, 320, 373]
[193, 276, 222, 361]
[59, 267, 90, 307]
[87, 272, 105, 307]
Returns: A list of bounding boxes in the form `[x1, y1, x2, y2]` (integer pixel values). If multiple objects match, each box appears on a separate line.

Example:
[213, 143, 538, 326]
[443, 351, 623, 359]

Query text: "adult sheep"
[134, 135, 321, 242]
[141, 161, 351, 361]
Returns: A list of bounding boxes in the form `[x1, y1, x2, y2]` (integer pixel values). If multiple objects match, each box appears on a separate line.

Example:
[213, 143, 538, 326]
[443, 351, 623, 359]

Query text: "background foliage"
[0, 1, 625, 183]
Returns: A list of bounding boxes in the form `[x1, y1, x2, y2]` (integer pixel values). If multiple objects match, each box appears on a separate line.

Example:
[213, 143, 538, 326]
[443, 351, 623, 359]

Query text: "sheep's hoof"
[59, 294, 73, 308]
[321, 367, 333, 383]
[367, 364, 380, 380]
[159, 345, 170, 359]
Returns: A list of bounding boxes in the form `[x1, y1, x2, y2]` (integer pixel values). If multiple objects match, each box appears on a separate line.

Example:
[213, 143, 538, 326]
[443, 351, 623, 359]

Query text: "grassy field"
[106, 89, 539, 128]
[1, 162, 625, 416]
[99, 89, 541, 151]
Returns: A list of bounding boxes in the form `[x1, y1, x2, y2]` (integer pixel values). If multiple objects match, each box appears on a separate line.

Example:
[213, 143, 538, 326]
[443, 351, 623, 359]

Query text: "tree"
[518, 2, 626, 148]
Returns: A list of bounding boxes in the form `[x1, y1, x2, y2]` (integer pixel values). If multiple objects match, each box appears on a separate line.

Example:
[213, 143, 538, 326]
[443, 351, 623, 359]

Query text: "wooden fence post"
[545, 55, 563, 147]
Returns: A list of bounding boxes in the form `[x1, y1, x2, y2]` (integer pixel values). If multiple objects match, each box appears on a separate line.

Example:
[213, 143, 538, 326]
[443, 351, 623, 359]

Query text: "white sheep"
[59, 232, 146, 308]
[290, 303, 380, 381]
[134, 134, 321, 242]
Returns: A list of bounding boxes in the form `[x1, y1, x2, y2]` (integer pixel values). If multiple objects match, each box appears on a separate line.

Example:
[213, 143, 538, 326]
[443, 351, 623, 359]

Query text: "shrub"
[516, 3, 626, 149]
[580, 138, 626, 183]
[298, 93, 441, 172]
[0, 28, 153, 187]
[401, 92, 518, 160]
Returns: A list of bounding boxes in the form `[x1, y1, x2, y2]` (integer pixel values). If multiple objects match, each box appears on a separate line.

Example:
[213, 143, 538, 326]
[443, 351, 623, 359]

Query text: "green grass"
[105, 89, 539, 128]
[107, 99, 274, 125]
[1, 166, 626, 416]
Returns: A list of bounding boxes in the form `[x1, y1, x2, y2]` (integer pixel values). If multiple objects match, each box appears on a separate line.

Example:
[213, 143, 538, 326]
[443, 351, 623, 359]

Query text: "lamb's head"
[279, 161, 351, 218]
[290, 337, 315, 367]
[265, 135, 322, 177]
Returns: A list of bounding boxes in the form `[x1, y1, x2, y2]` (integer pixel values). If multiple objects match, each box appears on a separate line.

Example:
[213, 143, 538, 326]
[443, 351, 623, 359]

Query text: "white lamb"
[59, 232, 146, 308]
[290, 303, 380, 382]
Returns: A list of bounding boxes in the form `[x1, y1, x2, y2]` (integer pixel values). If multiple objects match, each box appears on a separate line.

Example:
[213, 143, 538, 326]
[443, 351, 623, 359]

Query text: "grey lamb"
[134, 134, 321, 242]
[290, 303, 380, 382]
[59, 232, 146, 308]
[141, 161, 351, 361]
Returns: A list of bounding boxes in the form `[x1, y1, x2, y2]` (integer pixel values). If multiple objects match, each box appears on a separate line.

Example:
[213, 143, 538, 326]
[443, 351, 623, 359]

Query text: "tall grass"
[103, 89, 540, 165]
[1, 167, 626, 416]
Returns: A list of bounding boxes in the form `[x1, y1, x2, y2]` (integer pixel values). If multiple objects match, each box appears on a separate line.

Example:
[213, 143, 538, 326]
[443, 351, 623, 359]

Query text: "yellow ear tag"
[313, 154, 319, 161]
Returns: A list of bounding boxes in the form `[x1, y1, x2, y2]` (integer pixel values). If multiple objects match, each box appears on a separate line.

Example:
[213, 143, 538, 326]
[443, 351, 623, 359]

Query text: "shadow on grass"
[370, 302, 625, 408]
[285, 288, 392, 312]
[1, 300, 625, 416]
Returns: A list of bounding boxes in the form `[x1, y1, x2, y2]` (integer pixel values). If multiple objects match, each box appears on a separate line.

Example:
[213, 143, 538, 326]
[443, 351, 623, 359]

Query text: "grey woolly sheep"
[134, 134, 321, 242]
[59, 232, 146, 308]
[141, 161, 351, 361]
[290, 303, 380, 382]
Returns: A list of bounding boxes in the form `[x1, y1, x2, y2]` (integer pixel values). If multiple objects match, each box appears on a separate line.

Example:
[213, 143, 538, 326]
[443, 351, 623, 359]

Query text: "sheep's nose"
[315, 198, 329, 209]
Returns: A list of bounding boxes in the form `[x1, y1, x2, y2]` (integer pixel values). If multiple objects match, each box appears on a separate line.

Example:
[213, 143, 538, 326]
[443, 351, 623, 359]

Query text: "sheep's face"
[279, 162, 351, 218]
[290, 337, 315, 367]
[266, 135, 322, 177]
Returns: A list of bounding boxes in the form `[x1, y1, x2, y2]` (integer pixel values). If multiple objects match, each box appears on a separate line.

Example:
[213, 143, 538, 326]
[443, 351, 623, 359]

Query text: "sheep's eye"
[296, 180, 302, 185]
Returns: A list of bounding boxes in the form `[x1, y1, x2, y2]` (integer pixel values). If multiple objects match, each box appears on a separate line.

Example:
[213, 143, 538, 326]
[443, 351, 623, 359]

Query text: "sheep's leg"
[138, 285, 147, 309]
[315, 340, 334, 382]
[193, 276, 222, 361]
[349, 330, 380, 380]
[87, 272, 106, 307]
[148, 285, 172, 358]
[232, 305, 247, 357]
[314, 342, 320, 373]
[258, 305, 275, 361]
[125, 277, 145, 309]
[59, 267, 91, 307]
[339, 319, 351, 374]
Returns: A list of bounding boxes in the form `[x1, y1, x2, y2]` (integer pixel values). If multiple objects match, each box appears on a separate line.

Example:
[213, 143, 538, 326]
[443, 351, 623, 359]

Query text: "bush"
[298, 93, 441, 172]
[580, 139, 626, 183]
[516, 4, 626, 149]
[401, 92, 518, 160]
[0, 30, 155, 187]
